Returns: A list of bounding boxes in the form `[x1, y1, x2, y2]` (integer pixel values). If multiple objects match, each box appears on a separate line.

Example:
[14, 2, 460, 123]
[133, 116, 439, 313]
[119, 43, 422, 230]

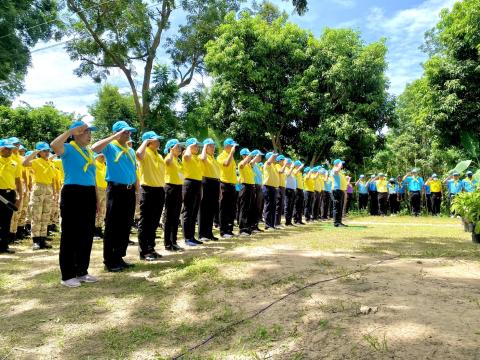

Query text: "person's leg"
[182, 180, 196, 240]
[95, 188, 106, 230]
[0, 190, 16, 251]
[332, 190, 344, 225]
[239, 185, 253, 234]
[255, 184, 263, 227]
[219, 183, 229, 236]
[59, 186, 79, 280]
[30, 184, 44, 245]
[275, 187, 284, 226]
[163, 184, 175, 248]
[40, 185, 53, 239]
[75, 186, 97, 277]
[171, 185, 183, 245]
[199, 179, 219, 239]
[138, 186, 156, 255]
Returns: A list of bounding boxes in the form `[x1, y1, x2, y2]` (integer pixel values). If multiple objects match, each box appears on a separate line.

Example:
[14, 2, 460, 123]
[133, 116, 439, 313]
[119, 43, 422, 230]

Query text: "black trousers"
[284, 188, 296, 225]
[275, 186, 285, 226]
[431, 192, 442, 215]
[59, 185, 96, 281]
[0, 189, 16, 251]
[410, 191, 421, 216]
[263, 185, 277, 228]
[304, 191, 314, 221]
[238, 184, 254, 233]
[164, 184, 182, 247]
[369, 191, 378, 215]
[220, 182, 236, 235]
[138, 186, 164, 255]
[358, 193, 368, 210]
[378, 192, 388, 215]
[293, 189, 304, 224]
[426, 194, 432, 213]
[388, 193, 398, 214]
[313, 191, 321, 220]
[182, 179, 201, 240]
[332, 189, 345, 225]
[345, 193, 353, 214]
[253, 184, 263, 226]
[103, 183, 136, 267]
[199, 178, 220, 239]
[321, 191, 331, 219]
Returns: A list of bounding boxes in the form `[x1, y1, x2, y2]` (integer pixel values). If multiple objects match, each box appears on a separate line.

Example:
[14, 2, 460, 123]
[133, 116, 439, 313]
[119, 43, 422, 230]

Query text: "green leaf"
[449, 160, 472, 175]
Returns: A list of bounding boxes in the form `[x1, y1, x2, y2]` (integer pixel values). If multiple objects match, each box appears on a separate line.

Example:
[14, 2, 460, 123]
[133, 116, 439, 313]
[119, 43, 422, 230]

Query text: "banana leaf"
[474, 169, 480, 182]
[448, 160, 472, 175]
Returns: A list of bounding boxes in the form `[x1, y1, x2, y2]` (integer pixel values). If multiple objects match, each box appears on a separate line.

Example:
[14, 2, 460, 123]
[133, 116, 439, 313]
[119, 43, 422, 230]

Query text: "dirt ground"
[1, 215, 479, 359]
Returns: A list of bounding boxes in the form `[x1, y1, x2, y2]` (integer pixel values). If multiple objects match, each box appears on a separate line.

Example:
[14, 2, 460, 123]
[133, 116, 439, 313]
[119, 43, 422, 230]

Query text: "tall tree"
[64, 0, 242, 131]
[0, 0, 60, 105]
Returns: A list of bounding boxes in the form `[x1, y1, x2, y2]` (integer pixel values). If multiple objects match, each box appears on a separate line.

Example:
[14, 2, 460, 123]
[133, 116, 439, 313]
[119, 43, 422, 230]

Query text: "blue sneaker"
[185, 239, 198, 247]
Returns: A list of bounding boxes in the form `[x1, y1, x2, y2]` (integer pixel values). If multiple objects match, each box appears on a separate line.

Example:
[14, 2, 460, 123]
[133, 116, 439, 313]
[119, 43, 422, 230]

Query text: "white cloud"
[366, 0, 457, 94]
[331, 0, 356, 9]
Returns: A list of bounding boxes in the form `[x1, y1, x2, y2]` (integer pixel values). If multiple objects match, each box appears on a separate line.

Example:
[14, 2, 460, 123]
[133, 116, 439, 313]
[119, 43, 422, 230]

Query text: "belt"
[410, 190, 421, 193]
[108, 182, 135, 189]
[0, 189, 14, 193]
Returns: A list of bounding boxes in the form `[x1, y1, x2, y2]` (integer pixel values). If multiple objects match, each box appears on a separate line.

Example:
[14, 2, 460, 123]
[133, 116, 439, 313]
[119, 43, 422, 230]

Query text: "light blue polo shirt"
[447, 179, 463, 195]
[462, 178, 477, 193]
[252, 164, 262, 185]
[387, 183, 397, 194]
[330, 171, 342, 190]
[368, 181, 377, 191]
[324, 180, 332, 192]
[424, 184, 431, 195]
[285, 174, 296, 190]
[397, 181, 406, 194]
[102, 143, 137, 185]
[61, 143, 96, 186]
[357, 182, 368, 194]
[405, 176, 424, 192]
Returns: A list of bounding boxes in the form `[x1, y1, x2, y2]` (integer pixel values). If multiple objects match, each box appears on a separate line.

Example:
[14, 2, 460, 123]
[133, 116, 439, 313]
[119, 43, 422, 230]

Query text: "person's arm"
[199, 145, 208, 161]
[285, 163, 295, 176]
[278, 162, 287, 174]
[238, 154, 252, 169]
[223, 145, 237, 166]
[22, 151, 38, 166]
[292, 164, 304, 175]
[164, 152, 173, 166]
[91, 129, 128, 154]
[183, 144, 194, 161]
[136, 140, 152, 160]
[15, 177, 23, 208]
[402, 172, 411, 182]
[51, 124, 88, 156]
[443, 175, 452, 184]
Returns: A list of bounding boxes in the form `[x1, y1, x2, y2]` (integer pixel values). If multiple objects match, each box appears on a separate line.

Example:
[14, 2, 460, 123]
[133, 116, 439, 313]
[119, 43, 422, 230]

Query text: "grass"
[0, 215, 478, 359]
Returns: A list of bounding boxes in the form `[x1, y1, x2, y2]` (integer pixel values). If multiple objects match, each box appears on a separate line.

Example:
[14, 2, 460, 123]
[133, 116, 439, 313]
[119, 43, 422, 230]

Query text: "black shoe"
[191, 239, 203, 245]
[172, 244, 184, 252]
[211, 236, 219, 241]
[119, 260, 135, 269]
[339, 223, 348, 227]
[16, 227, 25, 240]
[165, 245, 174, 251]
[94, 227, 104, 239]
[8, 232, 16, 244]
[151, 251, 162, 259]
[40, 238, 52, 249]
[0, 247, 15, 254]
[140, 253, 157, 261]
[104, 265, 124, 272]
[254, 227, 264, 232]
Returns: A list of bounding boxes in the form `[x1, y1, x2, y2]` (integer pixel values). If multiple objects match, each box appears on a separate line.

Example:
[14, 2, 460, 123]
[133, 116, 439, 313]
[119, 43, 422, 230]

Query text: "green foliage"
[449, 160, 472, 175]
[0, 0, 61, 104]
[451, 192, 480, 234]
[0, 104, 73, 148]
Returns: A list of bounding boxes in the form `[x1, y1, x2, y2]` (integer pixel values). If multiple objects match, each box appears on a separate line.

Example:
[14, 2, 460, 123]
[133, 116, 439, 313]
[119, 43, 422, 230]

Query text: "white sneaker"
[61, 278, 81, 288]
[77, 274, 98, 283]
[221, 233, 233, 239]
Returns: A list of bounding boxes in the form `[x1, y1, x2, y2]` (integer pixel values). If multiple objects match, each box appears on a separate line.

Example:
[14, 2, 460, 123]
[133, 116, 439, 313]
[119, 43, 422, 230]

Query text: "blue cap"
[35, 142, 51, 151]
[333, 159, 344, 166]
[312, 166, 320, 172]
[389, 178, 395, 181]
[371, 174, 376, 178]
[223, 138, 238, 147]
[0, 139, 16, 149]
[164, 139, 180, 154]
[19, 145, 26, 151]
[303, 167, 311, 173]
[466, 171, 473, 175]
[251, 149, 264, 156]
[286, 158, 292, 164]
[360, 175, 365, 178]
[25, 150, 34, 156]
[432, 173, 438, 178]
[70, 120, 97, 132]
[203, 138, 215, 146]
[8, 137, 20, 145]
[453, 172, 460, 176]
[276, 155, 286, 162]
[265, 152, 276, 160]
[112, 120, 136, 133]
[185, 137, 201, 147]
[240, 148, 251, 156]
[142, 131, 163, 142]
[294, 160, 302, 167]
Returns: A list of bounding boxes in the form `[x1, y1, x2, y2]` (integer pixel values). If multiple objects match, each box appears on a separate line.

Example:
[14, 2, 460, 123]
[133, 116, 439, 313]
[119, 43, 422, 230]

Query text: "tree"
[64, 0, 243, 131]
[0, 0, 60, 105]
[0, 104, 73, 147]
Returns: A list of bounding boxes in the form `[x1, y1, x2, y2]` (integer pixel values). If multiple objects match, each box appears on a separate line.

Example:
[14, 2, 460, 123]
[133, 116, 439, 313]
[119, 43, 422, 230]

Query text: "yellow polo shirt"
[202, 154, 220, 179]
[138, 148, 165, 187]
[217, 150, 236, 184]
[376, 179, 388, 193]
[275, 163, 286, 187]
[304, 174, 315, 192]
[429, 179, 442, 192]
[165, 155, 183, 185]
[95, 160, 108, 189]
[0, 156, 21, 190]
[182, 154, 203, 181]
[263, 163, 279, 188]
[238, 163, 255, 185]
[53, 158, 64, 184]
[294, 171, 304, 190]
[315, 176, 324, 192]
[31, 158, 55, 185]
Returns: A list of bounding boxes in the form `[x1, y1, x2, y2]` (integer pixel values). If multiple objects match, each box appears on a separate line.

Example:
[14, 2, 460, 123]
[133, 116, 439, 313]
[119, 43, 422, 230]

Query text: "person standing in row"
[50, 121, 98, 287]
[263, 152, 279, 230]
[91, 121, 138, 272]
[237, 148, 255, 236]
[163, 139, 184, 251]
[303, 167, 316, 222]
[7, 138, 25, 244]
[425, 174, 442, 216]
[275, 155, 287, 227]
[284, 159, 296, 226]
[313, 167, 324, 221]
[462, 171, 478, 193]
[198, 138, 220, 241]
[444, 172, 462, 216]
[249, 150, 264, 233]
[217, 138, 238, 239]
[375, 173, 388, 216]
[94, 153, 107, 239]
[293, 160, 305, 225]
[135, 131, 165, 260]
[16, 146, 31, 240]
[403, 169, 424, 216]
[356, 175, 369, 210]
[0, 139, 22, 254]
[182, 138, 203, 246]
[331, 159, 348, 227]
[22, 142, 55, 250]
[387, 178, 399, 214]
[368, 174, 378, 216]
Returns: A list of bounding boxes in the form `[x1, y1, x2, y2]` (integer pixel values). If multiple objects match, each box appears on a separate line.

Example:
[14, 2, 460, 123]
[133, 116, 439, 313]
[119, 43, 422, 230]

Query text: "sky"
[14, 0, 457, 117]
